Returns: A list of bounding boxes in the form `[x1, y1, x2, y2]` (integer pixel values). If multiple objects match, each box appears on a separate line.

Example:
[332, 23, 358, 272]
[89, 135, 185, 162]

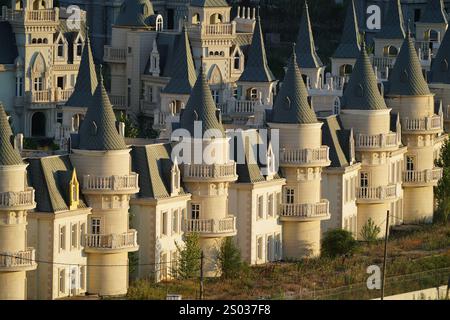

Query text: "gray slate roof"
[162, 27, 197, 95]
[321, 116, 352, 168]
[116, 0, 154, 27]
[342, 42, 387, 110]
[238, 14, 275, 83]
[78, 71, 127, 150]
[430, 27, 450, 84]
[420, 0, 448, 24]
[0, 104, 22, 166]
[270, 48, 318, 124]
[144, 33, 178, 78]
[191, 0, 228, 7]
[333, 0, 361, 59]
[388, 32, 431, 96]
[179, 66, 225, 135]
[26, 155, 88, 213]
[375, 0, 405, 40]
[0, 22, 18, 64]
[66, 34, 98, 108]
[131, 144, 186, 199]
[295, 1, 323, 69]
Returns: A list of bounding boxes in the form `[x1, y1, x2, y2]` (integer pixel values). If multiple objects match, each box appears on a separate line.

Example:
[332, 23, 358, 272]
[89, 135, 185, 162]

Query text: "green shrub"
[321, 229, 358, 258]
[173, 233, 201, 280]
[217, 237, 242, 279]
[360, 218, 381, 242]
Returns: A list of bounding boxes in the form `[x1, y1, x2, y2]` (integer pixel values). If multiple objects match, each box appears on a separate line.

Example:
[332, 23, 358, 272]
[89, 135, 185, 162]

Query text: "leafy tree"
[360, 218, 381, 242]
[117, 112, 139, 138]
[173, 233, 201, 280]
[321, 229, 358, 258]
[435, 139, 450, 224]
[217, 237, 242, 279]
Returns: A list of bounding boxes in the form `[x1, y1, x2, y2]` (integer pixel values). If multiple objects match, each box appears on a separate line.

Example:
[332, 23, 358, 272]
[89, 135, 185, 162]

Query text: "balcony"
[279, 200, 330, 221]
[28, 88, 75, 104]
[402, 168, 443, 187]
[82, 173, 139, 194]
[355, 133, 399, 150]
[0, 8, 59, 23]
[402, 115, 442, 133]
[183, 163, 237, 182]
[103, 46, 127, 63]
[184, 217, 236, 237]
[0, 188, 35, 210]
[225, 100, 257, 115]
[280, 147, 330, 167]
[356, 185, 398, 203]
[0, 248, 37, 272]
[84, 230, 138, 253]
[189, 22, 235, 37]
[109, 94, 126, 109]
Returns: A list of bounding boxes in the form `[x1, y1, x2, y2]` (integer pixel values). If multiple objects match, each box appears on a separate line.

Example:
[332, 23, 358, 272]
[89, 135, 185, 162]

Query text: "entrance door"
[31, 112, 46, 137]
[70, 266, 78, 296]
[91, 218, 101, 247]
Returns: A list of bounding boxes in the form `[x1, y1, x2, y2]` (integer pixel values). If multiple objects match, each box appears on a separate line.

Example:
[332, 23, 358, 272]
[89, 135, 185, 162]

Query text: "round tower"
[177, 66, 238, 277]
[268, 48, 330, 259]
[70, 71, 139, 296]
[386, 31, 444, 223]
[0, 104, 36, 299]
[339, 42, 404, 238]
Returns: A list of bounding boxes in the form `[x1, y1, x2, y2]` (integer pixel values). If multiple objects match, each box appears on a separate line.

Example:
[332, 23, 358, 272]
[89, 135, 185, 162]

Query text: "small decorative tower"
[385, 30, 444, 223]
[178, 65, 238, 277]
[268, 47, 331, 259]
[0, 104, 36, 299]
[339, 41, 405, 238]
[70, 69, 139, 296]
[331, 0, 361, 80]
[429, 28, 450, 131]
[295, 1, 325, 90]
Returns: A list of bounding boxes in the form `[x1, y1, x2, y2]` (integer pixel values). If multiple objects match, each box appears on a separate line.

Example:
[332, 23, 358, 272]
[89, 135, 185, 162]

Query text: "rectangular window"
[257, 237, 263, 261]
[172, 210, 178, 234]
[268, 194, 274, 217]
[80, 266, 86, 291]
[80, 223, 86, 246]
[170, 251, 177, 277]
[70, 74, 76, 87]
[257, 195, 264, 219]
[345, 179, 349, 203]
[57, 112, 63, 124]
[57, 76, 64, 89]
[34, 77, 43, 91]
[16, 77, 23, 97]
[91, 218, 100, 234]
[286, 188, 294, 204]
[59, 269, 65, 294]
[71, 224, 77, 248]
[161, 211, 168, 236]
[360, 172, 369, 187]
[275, 234, 281, 260]
[267, 235, 273, 262]
[59, 226, 66, 251]
[191, 204, 200, 220]
[160, 252, 167, 280]
[211, 90, 219, 103]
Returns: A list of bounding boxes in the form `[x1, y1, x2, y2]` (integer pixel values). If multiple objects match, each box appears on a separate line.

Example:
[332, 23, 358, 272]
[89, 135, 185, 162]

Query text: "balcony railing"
[183, 163, 237, 180]
[109, 94, 126, 109]
[356, 185, 398, 202]
[83, 173, 139, 191]
[103, 46, 127, 63]
[84, 230, 138, 250]
[402, 168, 443, 184]
[229, 100, 257, 114]
[1, 8, 59, 22]
[0, 188, 35, 208]
[356, 133, 399, 149]
[280, 147, 330, 166]
[280, 200, 330, 218]
[184, 217, 236, 234]
[28, 88, 75, 103]
[0, 248, 36, 269]
[402, 115, 442, 132]
[190, 22, 235, 36]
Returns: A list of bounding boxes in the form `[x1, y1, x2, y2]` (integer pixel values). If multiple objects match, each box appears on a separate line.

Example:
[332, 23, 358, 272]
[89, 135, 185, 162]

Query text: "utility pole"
[381, 210, 390, 300]
[199, 251, 204, 300]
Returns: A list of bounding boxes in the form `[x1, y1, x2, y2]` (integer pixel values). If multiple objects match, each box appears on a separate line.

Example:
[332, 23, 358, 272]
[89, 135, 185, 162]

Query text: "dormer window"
[69, 169, 80, 210]
[76, 38, 83, 57]
[248, 88, 258, 101]
[57, 39, 64, 58]
[171, 158, 180, 196]
[192, 13, 200, 25]
[156, 15, 163, 31]
[234, 52, 240, 70]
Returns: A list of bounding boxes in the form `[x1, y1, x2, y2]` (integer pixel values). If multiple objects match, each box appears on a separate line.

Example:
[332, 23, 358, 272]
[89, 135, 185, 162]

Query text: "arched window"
[57, 39, 64, 57]
[37, 38, 42, 44]
[156, 16, 163, 31]
[32, 38, 37, 44]
[247, 88, 258, 101]
[426, 29, 439, 42]
[383, 45, 398, 57]
[340, 64, 353, 76]
[210, 13, 223, 24]
[214, 51, 219, 56]
[76, 38, 83, 56]
[333, 97, 341, 115]
[234, 52, 240, 69]
[192, 13, 200, 25]
[43, 38, 48, 44]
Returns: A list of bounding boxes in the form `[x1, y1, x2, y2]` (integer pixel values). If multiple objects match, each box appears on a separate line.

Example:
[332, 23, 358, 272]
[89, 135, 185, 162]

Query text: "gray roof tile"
[430, 27, 450, 84]
[321, 116, 352, 168]
[116, 0, 154, 27]
[0, 22, 18, 64]
[375, 0, 405, 40]
[333, 0, 361, 59]
[420, 0, 448, 24]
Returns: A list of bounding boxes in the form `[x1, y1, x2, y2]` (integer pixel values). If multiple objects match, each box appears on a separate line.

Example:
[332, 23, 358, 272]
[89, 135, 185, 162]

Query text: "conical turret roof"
[271, 46, 318, 124]
[116, 0, 154, 28]
[375, 0, 405, 39]
[342, 42, 387, 111]
[78, 68, 127, 150]
[333, 0, 361, 59]
[0, 104, 22, 166]
[430, 28, 450, 84]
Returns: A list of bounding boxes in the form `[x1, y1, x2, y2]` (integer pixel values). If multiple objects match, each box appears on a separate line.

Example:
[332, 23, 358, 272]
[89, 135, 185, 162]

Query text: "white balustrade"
[183, 163, 236, 179]
[356, 185, 397, 201]
[83, 173, 139, 191]
[184, 217, 236, 234]
[0, 248, 36, 268]
[280, 147, 329, 165]
[280, 200, 329, 218]
[84, 230, 138, 250]
[0, 189, 35, 208]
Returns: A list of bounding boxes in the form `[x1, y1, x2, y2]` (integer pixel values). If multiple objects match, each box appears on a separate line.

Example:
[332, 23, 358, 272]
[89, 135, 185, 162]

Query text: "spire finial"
[257, 6, 260, 20]
[98, 64, 104, 84]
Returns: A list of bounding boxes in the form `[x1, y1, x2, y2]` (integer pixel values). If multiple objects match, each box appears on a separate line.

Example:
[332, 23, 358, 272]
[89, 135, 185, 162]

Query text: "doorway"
[31, 112, 46, 137]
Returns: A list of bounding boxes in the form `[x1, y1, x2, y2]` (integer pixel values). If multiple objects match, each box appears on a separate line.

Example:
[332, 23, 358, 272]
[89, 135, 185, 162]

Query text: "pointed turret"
[78, 68, 127, 150]
[66, 32, 98, 108]
[239, 9, 275, 83]
[333, 0, 361, 59]
[388, 30, 430, 96]
[179, 65, 224, 135]
[342, 41, 387, 110]
[420, 0, 448, 24]
[115, 0, 154, 28]
[163, 26, 197, 94]
[376, 0, 405, 39]
[430, 28, 450, 84]
[191, 0, 228, 7]
[271, 46, 318, 124]
[0, 104, 22, 166]
[295, 1, 323, 69]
